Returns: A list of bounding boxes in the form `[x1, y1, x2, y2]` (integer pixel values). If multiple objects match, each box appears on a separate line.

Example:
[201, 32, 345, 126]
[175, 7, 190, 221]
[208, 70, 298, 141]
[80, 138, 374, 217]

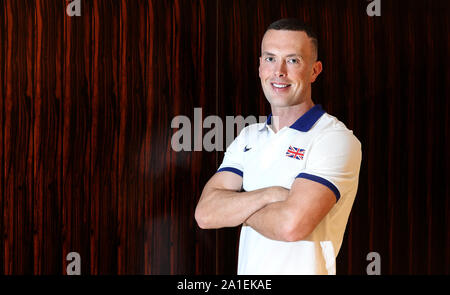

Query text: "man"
[195, 19, 362, 275]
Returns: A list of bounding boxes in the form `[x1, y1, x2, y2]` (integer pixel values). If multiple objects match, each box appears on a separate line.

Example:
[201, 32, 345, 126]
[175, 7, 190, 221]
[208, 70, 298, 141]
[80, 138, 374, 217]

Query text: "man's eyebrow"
[286, 54, 302, 58]
[262, 52, 303, 59]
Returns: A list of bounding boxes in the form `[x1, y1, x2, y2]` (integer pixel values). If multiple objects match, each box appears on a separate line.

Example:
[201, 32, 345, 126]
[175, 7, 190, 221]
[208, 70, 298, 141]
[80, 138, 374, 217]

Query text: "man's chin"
[265, 96, 294, 108]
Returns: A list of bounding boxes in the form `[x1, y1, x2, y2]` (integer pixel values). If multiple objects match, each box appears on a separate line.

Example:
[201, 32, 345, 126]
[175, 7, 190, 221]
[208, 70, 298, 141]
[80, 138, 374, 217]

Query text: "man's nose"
[274, 61, 287, 77]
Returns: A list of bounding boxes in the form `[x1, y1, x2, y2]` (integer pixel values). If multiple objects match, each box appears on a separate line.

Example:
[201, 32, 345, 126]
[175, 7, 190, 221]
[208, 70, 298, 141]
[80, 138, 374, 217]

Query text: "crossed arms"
[194, 170, 336, 242]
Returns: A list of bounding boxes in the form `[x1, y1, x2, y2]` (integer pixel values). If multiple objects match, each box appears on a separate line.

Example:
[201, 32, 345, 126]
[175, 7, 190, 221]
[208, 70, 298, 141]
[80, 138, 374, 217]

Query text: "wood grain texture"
[0, 0, 449, 274]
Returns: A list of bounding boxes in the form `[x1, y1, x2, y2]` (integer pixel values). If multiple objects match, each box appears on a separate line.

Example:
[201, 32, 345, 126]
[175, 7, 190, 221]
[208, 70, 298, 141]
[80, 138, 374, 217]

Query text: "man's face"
[259, 29, 321, 108]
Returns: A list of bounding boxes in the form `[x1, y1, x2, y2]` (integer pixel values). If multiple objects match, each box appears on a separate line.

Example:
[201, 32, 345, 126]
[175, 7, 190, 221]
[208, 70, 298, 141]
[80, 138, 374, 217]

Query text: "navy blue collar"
[262, 104, 325, 132]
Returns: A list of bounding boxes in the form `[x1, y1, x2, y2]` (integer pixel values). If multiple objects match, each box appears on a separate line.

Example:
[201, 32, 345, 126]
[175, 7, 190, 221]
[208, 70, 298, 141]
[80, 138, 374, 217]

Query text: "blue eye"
[265, 57, 275, 62]
[288, 58, 299, 64]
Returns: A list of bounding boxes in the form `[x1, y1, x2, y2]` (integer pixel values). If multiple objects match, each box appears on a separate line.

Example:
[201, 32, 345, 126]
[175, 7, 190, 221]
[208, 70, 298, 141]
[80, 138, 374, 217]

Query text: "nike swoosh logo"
[244, 145, 252, 152]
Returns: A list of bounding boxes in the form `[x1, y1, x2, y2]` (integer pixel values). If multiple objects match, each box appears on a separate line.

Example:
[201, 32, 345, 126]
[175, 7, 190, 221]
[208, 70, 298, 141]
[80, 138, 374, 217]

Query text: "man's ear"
[310, 61, 322, 83]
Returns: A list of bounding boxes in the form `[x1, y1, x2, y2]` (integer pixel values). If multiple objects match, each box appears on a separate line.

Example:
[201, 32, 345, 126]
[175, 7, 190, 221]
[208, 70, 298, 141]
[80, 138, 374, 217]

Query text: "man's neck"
[270, 100, 315, 133]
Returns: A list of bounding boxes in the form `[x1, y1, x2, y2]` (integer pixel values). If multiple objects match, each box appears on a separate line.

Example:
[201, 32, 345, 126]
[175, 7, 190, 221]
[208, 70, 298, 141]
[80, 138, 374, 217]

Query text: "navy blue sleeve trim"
[217, 167, 243, 177]
[296, 172, 341, 201]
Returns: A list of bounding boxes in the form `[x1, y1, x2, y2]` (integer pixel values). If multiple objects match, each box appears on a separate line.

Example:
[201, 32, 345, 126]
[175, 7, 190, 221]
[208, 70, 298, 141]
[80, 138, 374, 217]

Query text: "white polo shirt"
[217, 104, 362, 275]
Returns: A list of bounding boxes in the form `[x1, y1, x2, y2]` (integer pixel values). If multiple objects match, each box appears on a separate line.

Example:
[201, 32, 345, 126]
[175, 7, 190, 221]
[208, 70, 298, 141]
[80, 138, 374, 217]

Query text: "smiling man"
[195, 19, 362, 275]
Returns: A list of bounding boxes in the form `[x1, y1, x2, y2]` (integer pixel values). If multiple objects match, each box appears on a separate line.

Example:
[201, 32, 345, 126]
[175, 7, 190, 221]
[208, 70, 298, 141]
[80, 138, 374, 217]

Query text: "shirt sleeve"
[296, 130, 362, 201]
[216, 127, 247, 178]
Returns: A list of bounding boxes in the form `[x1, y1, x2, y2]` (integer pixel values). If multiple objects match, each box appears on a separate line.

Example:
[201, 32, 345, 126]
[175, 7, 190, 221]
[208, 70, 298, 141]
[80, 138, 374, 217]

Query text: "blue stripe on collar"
[260, 104, 325, 132]
[266, 114, 272, 125]
[290, 104, 325, 132]
[258, 114, 272, 131]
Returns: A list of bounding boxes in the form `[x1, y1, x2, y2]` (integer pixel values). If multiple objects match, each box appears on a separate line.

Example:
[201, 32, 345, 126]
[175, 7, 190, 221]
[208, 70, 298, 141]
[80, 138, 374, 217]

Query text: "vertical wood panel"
[61, 0, 92, 275]
[3, 0, 35, 274]
[443, 1, 449, 276]
[3, 0, 14, 274]
[143, 0, 155, 275]
[0, 0, 4, 275]
[88, 0, 121, 274]
[32, 0, 64, 274]
[116, 0, 147, 275]
[195, 0, 219, 275]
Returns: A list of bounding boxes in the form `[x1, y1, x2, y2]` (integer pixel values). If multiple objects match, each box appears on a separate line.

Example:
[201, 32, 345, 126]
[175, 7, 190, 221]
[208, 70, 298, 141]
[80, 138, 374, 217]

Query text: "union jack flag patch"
[286, 145, 305, 160]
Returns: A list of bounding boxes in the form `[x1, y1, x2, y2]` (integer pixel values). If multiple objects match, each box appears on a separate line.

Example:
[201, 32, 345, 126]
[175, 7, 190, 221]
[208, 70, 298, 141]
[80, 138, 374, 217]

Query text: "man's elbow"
[194, 206, 213, 229]
[282, 229, 305, 242]
[281, 221, 312, 242]
[194, 208, 207, 229]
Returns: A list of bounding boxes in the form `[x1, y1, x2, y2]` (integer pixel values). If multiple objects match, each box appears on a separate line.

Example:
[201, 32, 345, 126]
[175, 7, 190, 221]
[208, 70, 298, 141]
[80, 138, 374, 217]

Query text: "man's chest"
[242, 131, 315, 191]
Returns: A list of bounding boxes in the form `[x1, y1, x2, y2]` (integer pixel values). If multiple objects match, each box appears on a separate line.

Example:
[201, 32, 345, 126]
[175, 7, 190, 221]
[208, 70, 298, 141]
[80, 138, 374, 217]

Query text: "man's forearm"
[195, 186, 288, 229]
[245, 199, 294, 241]
[245, 178, 337, 242]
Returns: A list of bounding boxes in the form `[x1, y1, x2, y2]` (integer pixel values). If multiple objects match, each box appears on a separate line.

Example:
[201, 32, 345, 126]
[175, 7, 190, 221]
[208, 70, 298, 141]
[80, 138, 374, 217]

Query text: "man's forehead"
[262, 29, 309, 42]
[261, 30, 312, 52]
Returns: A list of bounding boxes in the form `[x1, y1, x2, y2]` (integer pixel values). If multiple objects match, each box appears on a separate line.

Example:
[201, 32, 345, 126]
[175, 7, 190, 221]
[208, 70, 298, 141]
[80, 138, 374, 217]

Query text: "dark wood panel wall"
[0, 0, 449, 274]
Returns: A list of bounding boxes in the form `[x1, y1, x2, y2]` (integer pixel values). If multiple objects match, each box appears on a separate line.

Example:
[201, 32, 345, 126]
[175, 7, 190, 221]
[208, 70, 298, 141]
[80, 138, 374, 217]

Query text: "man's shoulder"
[312, 112, 361, 148]
[315, 112, 349, 131]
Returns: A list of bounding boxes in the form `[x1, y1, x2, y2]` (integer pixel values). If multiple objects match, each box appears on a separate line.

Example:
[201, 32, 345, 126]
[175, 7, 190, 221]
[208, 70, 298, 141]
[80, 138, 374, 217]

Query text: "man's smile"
[271, 82, 291, 89]
[270, 82, 293, 93]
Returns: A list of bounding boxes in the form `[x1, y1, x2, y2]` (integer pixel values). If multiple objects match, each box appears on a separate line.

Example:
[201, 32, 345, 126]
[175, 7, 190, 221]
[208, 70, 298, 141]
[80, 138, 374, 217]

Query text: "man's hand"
[243, 186, 289, 226]
[264, 186, 290, 203]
